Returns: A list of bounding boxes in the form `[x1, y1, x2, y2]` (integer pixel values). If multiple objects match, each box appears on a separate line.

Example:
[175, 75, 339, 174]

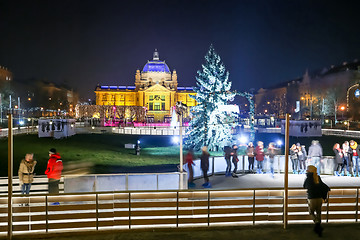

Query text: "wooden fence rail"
[0, 187, 359, 236]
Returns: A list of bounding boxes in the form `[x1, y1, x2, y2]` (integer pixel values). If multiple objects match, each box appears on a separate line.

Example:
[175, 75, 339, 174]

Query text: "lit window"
[154, 103, 160, 110]
[161, 95, 165, 101]
[149, 95, 154, 101]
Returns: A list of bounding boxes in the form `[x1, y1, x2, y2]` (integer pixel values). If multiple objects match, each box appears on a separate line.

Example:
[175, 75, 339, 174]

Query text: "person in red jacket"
[255, 141, 265, 174]
[45, 148, 63, 197]
[185, 149, 195, 188]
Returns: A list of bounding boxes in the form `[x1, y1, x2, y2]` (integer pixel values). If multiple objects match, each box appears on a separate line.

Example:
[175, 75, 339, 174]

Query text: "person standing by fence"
[297, 143, 307, 174]
[185, 149, 195, 188]
[45, 148, 63, 205]
[303, 165, 330, 237]
[308, 140, 323, 176]
[200, 146, 211, 188]
[349, 140, 359, 177]
[266, 142, 277, 177]
[224, 146, 232, 177]
[246, 142, 255, 173]
[231, 145, 239, 178]
[333, 143, 343, 176]
[341, 141, 352, 176]
[18, 153, 37, 197]
[255, 141, 265, 174]
[290, 144, 299, 174]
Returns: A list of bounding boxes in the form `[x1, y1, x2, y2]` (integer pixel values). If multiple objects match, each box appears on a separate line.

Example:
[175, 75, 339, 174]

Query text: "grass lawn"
[0, 133, 222, 177]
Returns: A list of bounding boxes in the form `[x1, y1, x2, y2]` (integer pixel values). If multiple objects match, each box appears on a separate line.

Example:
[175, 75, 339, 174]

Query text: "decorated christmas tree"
[185, 45, 236, 151]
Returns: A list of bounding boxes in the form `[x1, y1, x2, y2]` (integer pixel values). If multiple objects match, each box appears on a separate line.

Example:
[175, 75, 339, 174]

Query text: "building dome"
[142, 49, 170, 73]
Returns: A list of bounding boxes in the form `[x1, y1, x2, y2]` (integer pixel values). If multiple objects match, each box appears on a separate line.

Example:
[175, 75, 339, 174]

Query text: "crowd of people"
[333, 140, 359, 177]
[18, 148, 63, 205]
[185, 138, 360, 189]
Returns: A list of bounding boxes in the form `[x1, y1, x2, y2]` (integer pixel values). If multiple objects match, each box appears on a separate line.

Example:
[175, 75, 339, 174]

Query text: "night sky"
[1, 0, 360, 100]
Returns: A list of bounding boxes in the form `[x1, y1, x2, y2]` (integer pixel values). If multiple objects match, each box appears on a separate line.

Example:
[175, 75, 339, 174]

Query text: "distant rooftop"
[98, 85, 136, 90]
[177, 87, 194, 91]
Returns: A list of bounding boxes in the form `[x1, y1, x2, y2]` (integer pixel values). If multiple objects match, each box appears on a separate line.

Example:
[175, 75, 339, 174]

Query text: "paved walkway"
[15, 223, 360, 240]
[192, 173, 360, 189]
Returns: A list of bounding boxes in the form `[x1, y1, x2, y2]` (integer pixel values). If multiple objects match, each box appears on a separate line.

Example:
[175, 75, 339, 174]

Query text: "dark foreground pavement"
[11, 223, 360, 240]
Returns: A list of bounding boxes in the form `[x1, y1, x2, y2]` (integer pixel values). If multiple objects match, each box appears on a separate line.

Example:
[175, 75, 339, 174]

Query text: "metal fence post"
[212, 157, 215, 176]
[176, 191, 179, 227]
[283, 114, 290, 229]
[253, 190, 256, 225]
[326, 193, 330, 223]
[45, 196, 48, 233]
[207, 190, 210, 227]
[356, 188, 359, 222]
[7, 114, 13, 240]
[96, 193, 99, 230]
[157, 174, 159, 190]
[128, 192, 131, 229]
[242, 155, 245, 174]
[125, 175, 128, 191]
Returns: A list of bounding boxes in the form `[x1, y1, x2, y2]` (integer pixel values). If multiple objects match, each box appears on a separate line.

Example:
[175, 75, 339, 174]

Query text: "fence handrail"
[1, 185, 358, 198]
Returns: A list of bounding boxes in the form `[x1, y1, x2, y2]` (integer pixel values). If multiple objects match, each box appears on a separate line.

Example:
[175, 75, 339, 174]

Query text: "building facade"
[0, 65, 12, 83]
[95, 50, 196, 122]
[255, 61, 360, 121]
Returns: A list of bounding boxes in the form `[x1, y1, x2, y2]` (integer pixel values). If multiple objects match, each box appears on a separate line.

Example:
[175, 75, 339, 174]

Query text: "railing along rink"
[0, 187, 358, 237]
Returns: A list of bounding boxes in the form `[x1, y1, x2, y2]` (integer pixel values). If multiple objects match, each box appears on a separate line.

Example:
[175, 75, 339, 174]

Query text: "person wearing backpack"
[303, 165, 330, 237]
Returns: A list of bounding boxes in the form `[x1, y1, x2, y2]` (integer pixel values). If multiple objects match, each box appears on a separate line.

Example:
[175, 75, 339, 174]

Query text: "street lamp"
[325, 119, 333, 128]
[346, 83, 359, 113]
[175, 101, 187, 189]
[340, 106, 346, 120]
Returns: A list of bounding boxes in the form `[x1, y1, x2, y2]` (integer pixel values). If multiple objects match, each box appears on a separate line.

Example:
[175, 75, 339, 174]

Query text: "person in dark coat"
[224, 146, 232, 177]
[341, 141, 352, 176]
[290, 144, 299, 174]
[297, 143, 307, 174]
[303, 165, 330, 237]
[200, 146, 211, 188]
[231, 145, 239, 178]
[333, 143, 343, 176]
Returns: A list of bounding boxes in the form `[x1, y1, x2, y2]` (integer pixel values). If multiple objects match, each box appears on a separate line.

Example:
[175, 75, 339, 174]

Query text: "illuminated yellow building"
[95, 50, 196, 122]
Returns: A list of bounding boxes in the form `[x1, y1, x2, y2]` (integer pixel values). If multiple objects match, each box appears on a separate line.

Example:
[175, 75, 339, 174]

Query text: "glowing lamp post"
[175, 101, 187, 189]
[340, 105, 346, 120]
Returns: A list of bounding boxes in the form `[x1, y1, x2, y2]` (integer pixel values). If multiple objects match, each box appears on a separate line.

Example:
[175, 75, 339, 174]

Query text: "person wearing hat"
[45, 148, 63, 199]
